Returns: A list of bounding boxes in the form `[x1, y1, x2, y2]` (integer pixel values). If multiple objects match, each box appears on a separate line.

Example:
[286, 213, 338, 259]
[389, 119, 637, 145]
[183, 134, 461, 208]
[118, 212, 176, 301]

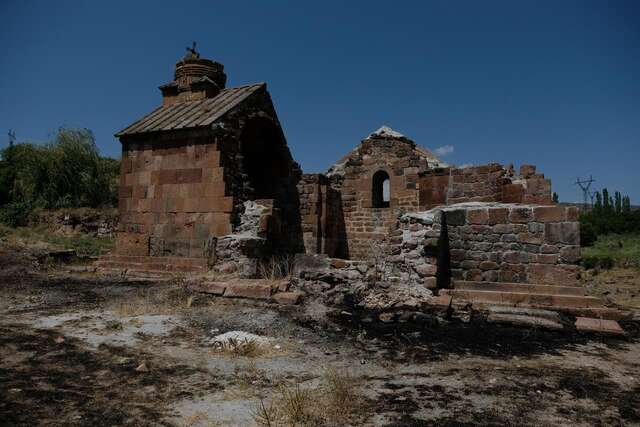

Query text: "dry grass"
[181, 411, 222, 427]
[213, 337, 269, 358]
[253, 369, 366, 427]
[258, 255, 294, 281]
[110, 283, 197, 317]
[0, 224, 114, 257]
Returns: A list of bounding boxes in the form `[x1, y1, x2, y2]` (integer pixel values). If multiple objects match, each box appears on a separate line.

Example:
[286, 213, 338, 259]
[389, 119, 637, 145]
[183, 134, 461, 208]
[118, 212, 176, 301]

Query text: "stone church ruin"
[97, 47, 627, 332]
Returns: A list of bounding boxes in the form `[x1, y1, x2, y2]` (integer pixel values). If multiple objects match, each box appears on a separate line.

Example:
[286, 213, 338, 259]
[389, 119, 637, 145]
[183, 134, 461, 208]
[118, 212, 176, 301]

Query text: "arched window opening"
[372, 170, 390, 208]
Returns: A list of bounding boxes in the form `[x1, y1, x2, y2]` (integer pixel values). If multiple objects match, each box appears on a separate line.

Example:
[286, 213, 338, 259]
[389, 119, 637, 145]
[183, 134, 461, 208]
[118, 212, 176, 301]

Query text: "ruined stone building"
[102, 48, 582, 291]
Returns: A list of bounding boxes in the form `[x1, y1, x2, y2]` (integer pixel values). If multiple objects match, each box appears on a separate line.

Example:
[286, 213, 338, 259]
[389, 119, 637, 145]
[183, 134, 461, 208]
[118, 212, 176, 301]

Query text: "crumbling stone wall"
[29, 208, 118, 237]
[447, 164, 506, 205]
[326, 128, 446, 260]
[388, 214, 440, 290]
[418, 164, 553, 210]
[398, 203, 581, 288]
[297, 174, 347, 258]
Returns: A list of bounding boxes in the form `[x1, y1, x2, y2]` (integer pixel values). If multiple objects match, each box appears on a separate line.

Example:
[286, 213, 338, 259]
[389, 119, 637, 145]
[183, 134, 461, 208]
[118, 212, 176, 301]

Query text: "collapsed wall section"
[326, 128, 445, 260]
[418, 164, 553, 210]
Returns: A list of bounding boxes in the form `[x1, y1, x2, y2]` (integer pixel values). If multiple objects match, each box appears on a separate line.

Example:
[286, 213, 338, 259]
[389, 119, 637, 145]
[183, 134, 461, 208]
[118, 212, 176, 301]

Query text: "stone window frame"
[372, 169, 391, 208]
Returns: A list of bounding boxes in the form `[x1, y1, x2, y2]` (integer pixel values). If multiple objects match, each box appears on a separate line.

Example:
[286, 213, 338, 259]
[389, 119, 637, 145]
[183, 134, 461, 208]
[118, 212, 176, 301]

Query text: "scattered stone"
[135, 362, 149, 372]
[574, 317, 625, 336]
[273, 291, 304, 305]
[209, 331, 270, 346]
[487, 313, 564, 330]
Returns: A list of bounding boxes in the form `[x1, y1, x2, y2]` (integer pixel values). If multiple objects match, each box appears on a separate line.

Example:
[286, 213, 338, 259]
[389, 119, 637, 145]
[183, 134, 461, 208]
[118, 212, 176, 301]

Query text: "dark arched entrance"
[240, 118, 290, 200]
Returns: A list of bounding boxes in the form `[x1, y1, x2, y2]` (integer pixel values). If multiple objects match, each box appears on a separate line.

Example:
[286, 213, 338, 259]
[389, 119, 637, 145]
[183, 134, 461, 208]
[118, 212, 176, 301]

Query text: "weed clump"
[253, 369, 366, 426]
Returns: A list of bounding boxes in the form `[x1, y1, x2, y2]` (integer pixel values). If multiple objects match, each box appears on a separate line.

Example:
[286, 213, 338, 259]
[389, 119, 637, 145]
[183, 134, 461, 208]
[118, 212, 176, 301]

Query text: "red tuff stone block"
[488, 208, 509, 225]
[211, 221, 232, 236]
[176, 168, 203, 184]
[183, 198, 199, 213]
[533, 206, 566, 222]
[566, 206, 579, 221]
[158, 169, 177, 185]
[502, 184, 524, 203]
[520, 164, 536, 178]
[575, 317, 625, 336]
[330, 258, 348, 269]
[199, 196, 233, 213]
[119, 186, 133, 198]
[273, 291, 305, 305]
[203, 181, 226, 197]
[509, 207, 533, 223]
[467, 209, 489, 224]
[121, 159, 133, 174]
[527, 264, 580, 285]
[190, 281, 226, 295]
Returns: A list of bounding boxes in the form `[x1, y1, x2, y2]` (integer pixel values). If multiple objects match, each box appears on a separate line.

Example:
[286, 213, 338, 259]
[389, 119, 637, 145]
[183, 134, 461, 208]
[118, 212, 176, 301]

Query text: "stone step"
[98, 255, 207, 268]
[443, 289, 605, 308]
[96, 267, 176, 280]
[188, 279, 303, 305]
[454, 280, 585, 296]
[95, 260, 207, 273]
[484, 305, 562, 321]
[575, 317, 625, 336]
[449, 294, 629, 320]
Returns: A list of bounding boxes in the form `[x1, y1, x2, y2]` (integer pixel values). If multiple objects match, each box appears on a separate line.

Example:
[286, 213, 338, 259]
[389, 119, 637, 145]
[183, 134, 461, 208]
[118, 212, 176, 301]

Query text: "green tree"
[0, 127, 120, 225]
[594, 192, 602, 213]
[602, 188, 611, 213]
[552, 192, 559, 203]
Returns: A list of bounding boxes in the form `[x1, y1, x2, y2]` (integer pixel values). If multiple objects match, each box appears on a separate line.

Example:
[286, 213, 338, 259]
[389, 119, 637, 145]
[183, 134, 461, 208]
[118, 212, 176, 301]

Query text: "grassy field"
[0, 224, 114, 257]
[582, 233, 640, 270]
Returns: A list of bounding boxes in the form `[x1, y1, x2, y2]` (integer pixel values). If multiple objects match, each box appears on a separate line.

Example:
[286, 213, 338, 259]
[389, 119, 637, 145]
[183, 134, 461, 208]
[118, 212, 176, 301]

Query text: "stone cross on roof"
[184, 41, 200, 60]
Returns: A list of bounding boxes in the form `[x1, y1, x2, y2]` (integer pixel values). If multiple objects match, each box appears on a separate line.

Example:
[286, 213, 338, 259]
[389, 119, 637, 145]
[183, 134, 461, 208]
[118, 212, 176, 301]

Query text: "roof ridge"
[221, 82, 266, 92]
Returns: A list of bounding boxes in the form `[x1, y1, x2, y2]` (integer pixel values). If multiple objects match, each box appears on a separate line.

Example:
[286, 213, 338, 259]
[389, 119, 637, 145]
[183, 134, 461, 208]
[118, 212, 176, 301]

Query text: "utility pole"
[575, 176, 595, 210]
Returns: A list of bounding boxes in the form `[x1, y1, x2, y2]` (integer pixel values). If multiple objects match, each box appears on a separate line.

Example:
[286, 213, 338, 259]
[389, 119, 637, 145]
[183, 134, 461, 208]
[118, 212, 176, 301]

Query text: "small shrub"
[582, 255, 614, 270]
[580, 221, 597, 247]
[581, 234, 640, 269]
[0, 201, 33, 227]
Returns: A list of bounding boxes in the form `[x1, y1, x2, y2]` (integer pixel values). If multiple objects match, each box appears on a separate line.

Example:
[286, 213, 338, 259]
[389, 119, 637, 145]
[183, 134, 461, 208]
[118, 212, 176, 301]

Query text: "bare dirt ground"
[1, 246, 640, 426]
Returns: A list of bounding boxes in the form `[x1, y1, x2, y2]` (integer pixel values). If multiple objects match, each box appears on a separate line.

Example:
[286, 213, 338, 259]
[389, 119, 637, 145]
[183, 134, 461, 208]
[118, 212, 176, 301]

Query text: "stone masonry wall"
[445, 203, 581, 285]
[298, 173, 348, 258]
[116, 131, 233, 257]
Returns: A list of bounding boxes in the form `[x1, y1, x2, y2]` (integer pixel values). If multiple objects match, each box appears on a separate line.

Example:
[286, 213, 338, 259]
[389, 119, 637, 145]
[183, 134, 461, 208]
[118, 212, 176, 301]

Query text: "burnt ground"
[1, 248, 639, 426]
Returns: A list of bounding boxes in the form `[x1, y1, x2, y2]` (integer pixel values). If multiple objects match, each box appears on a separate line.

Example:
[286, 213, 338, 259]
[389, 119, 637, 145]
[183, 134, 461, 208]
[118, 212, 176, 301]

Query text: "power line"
[575, 176, 595, 209]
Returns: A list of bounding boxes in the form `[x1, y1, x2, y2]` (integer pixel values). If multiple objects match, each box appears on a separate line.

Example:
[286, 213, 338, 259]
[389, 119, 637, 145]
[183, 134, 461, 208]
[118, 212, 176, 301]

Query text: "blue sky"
[1, 1, 638, 202]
